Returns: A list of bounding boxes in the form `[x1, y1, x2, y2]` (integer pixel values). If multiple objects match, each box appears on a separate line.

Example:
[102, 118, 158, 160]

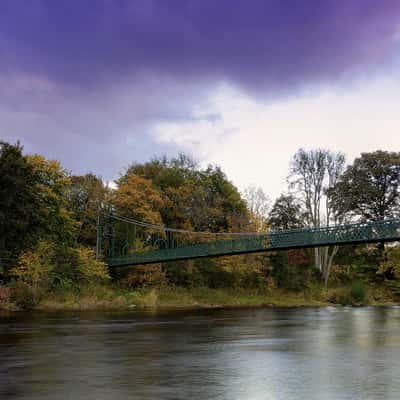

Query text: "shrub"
[10, 240, 55, 289]
[52, 245, 109, 288]
[74, 247, 109, 283]
[162, 258, 267, 290]
[328, 265, 354, 285]
[10, 281, 42, 309]
[270, 251, 312, 291]
[339, 292, 351, 306]
[199, 264, 235, 288]
[10, 241, 109, 291]
[120, 264, 166, 288]
[378, 245, 400, 280]
[0, 284, 11, 304]
[350, 280, 367, 304]
[163, 261, 205, 287]
[239, 271, 265, 290]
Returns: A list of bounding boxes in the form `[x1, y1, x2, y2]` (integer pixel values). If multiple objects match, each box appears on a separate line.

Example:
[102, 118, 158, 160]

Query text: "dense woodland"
[0, 140, 399, 309]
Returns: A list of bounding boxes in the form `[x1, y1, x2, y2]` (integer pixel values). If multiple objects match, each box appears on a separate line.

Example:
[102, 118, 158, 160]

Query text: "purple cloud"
[1, 0, 399, 92]
[0, 0, 399, 178]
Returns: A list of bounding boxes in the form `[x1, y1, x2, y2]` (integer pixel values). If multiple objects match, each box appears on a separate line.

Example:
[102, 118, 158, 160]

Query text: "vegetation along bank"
[0, 141, 399, 311]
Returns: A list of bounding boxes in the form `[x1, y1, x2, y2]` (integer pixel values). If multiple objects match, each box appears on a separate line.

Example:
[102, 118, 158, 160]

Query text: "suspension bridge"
[97, 214, 400, 268]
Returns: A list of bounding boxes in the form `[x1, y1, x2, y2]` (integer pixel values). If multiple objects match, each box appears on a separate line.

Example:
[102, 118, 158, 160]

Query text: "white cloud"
[154, 77, 399, 201]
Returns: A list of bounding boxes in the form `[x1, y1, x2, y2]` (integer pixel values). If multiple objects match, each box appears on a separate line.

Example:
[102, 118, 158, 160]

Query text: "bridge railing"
[107, 219, 400, 267]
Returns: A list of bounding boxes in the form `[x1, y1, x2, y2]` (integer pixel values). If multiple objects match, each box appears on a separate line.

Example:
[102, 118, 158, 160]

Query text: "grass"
[4, 280, 397, 311]
[34, 284, 345, 310]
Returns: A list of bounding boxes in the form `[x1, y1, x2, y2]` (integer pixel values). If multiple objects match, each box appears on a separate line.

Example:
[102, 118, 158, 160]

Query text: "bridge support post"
[96, 212, 102, 260]
[108, 211, 114, 258]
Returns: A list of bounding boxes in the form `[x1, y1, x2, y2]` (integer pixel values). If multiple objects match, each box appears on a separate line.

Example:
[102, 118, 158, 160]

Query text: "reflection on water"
[1, 306, 400, 400]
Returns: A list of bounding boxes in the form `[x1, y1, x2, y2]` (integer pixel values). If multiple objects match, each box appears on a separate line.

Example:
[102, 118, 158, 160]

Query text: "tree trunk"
[314, 247, 321, 272]
[322, 245, 339, 287]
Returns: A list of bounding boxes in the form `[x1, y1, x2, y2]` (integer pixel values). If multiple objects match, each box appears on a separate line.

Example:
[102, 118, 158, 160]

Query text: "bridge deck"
[107, 219, 400, 267]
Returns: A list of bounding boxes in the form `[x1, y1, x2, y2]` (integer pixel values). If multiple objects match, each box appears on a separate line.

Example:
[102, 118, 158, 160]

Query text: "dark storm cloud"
[1, 0, 400, 91]
[0, 0, 399, 177]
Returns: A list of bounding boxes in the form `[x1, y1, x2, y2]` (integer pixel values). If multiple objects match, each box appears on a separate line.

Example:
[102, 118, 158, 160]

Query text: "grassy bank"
[27, 283, 397, 311]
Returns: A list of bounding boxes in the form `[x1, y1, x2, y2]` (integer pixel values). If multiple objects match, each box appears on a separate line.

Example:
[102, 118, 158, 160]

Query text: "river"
[1, 306, 400, 399]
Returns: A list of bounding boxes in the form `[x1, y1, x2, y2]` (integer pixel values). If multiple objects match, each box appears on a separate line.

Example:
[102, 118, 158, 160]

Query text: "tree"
[27, 154, 77, 246]
[126, 154, 201, 229]
[65, 174, 108, 247]
[289, 148, 346, 284]
[0, 142, 39, 268]
[0, 142, 76, 276]
[329, 151, 400, 221]
[268, 194, 310, 285]
[126, 154, 249, 233]
[121, 155, 250, 276]
[268, 194, 305, 230]
[243, 185, 270, 232]
[113, 172, 164, 225]
[200, 165, 249, 233]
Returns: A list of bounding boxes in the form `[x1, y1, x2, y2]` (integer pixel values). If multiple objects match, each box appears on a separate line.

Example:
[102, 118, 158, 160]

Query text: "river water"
[1, 306, 400, 400]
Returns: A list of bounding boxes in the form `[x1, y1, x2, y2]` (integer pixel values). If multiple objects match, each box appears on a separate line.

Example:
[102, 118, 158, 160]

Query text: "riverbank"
[27, 283, 398, 311]
[1, 283, 398, 312]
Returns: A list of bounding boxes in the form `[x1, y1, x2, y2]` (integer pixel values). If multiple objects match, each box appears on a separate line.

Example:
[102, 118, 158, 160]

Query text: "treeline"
[0, 141, 399, 308]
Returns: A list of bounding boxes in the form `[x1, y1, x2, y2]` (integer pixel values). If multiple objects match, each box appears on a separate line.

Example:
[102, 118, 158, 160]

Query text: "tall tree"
[26, 154, 77, 246]
[126, 154, 200, 229]
[243, 185, 270, 232]
[0, 142, 39, 268]
[201, 165, 249, 233]
[329, 151, 400, 221]
[289, 148, 346, 284]
[126, 154, 249, 233]
[0, 142, 76, 275]
[113, 173, 164, 225]
[65, 174, 108, 247]
[268, 194, 305, 230]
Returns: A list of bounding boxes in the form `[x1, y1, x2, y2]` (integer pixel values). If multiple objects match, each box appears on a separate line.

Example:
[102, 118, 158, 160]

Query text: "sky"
[1, 0, 400, 201]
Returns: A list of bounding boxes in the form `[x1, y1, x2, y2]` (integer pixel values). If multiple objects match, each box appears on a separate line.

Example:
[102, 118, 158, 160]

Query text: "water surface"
[1, 306, 400, 399]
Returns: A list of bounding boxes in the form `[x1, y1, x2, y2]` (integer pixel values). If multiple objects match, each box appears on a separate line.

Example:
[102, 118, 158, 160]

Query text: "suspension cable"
[105, 212, 266, 236]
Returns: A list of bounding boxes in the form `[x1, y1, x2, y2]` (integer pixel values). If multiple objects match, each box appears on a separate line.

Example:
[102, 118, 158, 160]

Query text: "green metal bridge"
[103, 217, 400, 268]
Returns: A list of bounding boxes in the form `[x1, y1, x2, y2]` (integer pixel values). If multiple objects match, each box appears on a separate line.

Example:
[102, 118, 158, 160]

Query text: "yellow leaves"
[379, 245, 400, 279]
[27, 154, 70, 192]
[120, 264, 165, 288]
[10, 240, 55, 288]
[25, 153, 77, 242]
[74, 246, 109, 283]
[114, 173, 164, 225]
[26, 154, 69, 213]
[10, 241, 109, 288]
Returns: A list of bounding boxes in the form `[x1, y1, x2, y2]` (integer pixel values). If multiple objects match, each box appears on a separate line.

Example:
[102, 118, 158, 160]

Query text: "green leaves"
[0, 142, 42, 263]
[330, 151, 400, 221]
[121, 155, 249, 233]
[0, 142, 77, 275]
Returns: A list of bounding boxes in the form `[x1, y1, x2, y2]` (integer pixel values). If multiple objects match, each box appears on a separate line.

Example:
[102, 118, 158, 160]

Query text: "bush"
[327, 282, 367, 306]
[52, 245, 109, 288]
[74, 246, 110, 283]
[163, 261, 205, 288]
[162, 258, 266, 290]
[10, 240, 55, 289]
[270, 252, 312, 291]
[120, 264, 166, 288]
[378, 245, 400, 280]
[10, 241, 109, 291]
[10, 281, 42, 309]
[350, 280, 367, 304]
[239, 271, 265, 290]
[199, 264, 235, 288]
[0, 284, 11, 304]
[328, 265, 354, 285]
[339, 292, 351, 306]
